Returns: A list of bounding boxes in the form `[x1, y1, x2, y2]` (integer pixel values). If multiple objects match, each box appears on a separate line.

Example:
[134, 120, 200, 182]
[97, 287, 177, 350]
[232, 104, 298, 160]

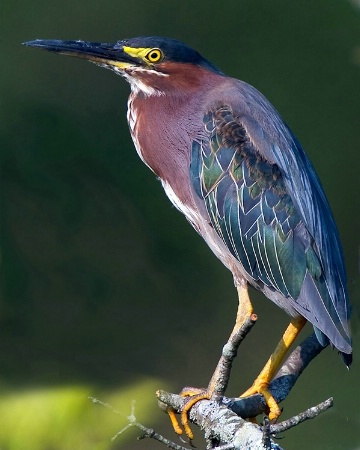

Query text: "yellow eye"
[145, 48, 163, 63]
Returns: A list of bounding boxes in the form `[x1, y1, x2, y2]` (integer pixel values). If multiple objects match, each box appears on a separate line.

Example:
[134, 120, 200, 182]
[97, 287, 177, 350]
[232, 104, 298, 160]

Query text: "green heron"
[24, 36, 352, 439]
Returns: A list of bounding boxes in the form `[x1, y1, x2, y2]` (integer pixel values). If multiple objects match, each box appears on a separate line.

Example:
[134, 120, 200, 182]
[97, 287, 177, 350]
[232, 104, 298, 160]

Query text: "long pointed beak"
[23, 39, 137, 70]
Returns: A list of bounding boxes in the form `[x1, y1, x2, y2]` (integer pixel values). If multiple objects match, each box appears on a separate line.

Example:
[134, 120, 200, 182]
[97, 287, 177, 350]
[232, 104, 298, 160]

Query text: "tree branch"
[270, 397, 333, 434]
[157, 390, 284, 450]
[156, 332, 331, 449]
[207, 314, 257, 398]
[92, 325, 333, 449]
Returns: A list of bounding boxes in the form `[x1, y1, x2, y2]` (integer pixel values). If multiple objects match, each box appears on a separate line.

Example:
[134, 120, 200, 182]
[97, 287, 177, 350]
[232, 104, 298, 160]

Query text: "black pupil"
[150, 52, 158, 60]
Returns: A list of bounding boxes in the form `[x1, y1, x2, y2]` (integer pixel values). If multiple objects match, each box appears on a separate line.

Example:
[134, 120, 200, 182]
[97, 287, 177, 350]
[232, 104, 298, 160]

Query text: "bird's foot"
[167, 386, 212, 442]
[241, 380, 281, 421]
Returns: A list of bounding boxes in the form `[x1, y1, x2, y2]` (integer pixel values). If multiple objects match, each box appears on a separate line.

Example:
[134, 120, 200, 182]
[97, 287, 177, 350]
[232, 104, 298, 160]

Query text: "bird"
[24, 36, 352, 439]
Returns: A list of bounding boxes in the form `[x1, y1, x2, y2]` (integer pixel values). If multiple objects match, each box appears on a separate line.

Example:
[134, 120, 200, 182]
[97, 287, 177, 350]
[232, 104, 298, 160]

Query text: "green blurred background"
[1, 0, 360, 449]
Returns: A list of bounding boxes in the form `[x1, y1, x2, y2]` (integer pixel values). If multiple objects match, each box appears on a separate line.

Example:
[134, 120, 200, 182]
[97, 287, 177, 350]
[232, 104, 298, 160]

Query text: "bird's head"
[24, 36, 223, 96]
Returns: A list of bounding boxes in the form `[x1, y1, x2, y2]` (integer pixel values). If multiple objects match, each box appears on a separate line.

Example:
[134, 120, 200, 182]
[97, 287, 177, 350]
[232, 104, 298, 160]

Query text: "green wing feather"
[191, 106, 314, 300]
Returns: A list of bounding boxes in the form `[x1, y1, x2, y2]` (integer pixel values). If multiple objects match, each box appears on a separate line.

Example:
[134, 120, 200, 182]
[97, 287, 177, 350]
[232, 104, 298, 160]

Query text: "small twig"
[211, 315, 257, 398]
[89, 397, 191, 450]
[89, 396, 123, 415]
[270, 397, 334, 434]
[135, 423, 190, 450]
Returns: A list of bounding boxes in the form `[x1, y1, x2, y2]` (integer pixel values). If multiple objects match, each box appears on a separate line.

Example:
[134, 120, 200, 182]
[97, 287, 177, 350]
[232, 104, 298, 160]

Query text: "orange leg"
[241, 316, 306, 420]
[167, 284, 254, 440]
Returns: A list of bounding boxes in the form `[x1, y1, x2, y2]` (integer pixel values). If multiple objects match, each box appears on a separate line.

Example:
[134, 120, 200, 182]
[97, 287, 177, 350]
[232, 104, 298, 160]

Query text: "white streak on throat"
[114, 67, 168, 97]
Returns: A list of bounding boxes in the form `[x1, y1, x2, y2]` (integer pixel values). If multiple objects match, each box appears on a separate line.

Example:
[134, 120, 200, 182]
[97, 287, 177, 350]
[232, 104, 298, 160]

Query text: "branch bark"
[156, 332, 331, 449]
[92, 330, 333, 449]
[92, 317, 334, 449]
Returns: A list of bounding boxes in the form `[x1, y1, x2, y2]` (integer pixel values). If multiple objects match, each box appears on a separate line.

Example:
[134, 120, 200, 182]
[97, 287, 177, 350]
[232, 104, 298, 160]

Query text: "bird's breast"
[126, 93, 250, 282]
[127, 94, 155, 172]
[127, 92, 199, 199]
[128, 94, 199, 219]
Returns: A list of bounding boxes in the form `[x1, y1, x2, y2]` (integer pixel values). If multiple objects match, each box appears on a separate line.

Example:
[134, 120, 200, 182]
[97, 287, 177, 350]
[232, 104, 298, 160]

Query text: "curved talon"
[166, 388, 211, 441]
[167, 407, 183, 435]
[181, 391, 211, 440]
[240, 317, 306, 421]
[241, 383, 281, 421]
[261, 388, 281, 420]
